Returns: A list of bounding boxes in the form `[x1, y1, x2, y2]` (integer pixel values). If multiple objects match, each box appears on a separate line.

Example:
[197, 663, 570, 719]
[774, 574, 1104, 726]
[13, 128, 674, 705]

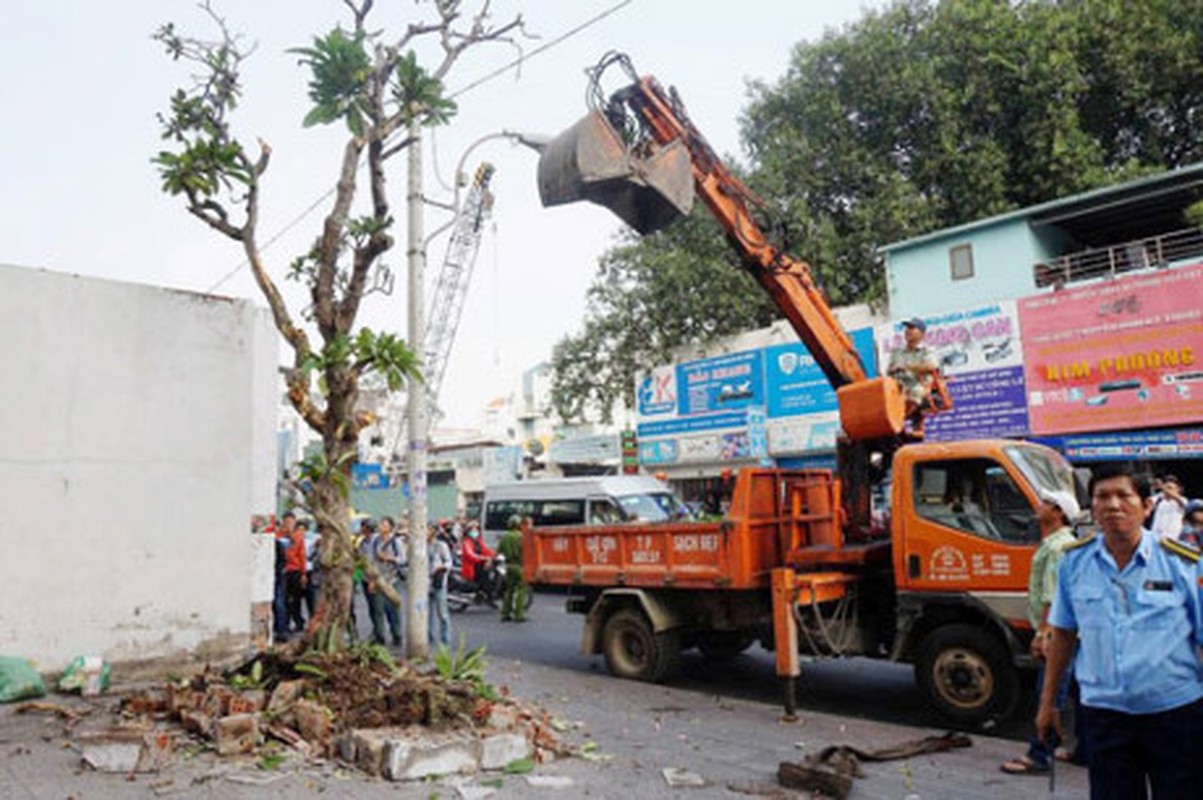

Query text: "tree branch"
[315, 138, 364, 340]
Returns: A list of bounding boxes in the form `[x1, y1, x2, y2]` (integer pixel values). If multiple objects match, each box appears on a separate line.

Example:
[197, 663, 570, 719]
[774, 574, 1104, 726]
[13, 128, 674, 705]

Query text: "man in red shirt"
[281, 515, 307, 634]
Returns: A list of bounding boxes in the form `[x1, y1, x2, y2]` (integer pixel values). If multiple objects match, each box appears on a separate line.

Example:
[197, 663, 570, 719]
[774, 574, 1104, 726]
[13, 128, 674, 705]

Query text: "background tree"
[154, 0, 522, 652]
[552, 0, 1203, 422]
[551, 210, 776, 423]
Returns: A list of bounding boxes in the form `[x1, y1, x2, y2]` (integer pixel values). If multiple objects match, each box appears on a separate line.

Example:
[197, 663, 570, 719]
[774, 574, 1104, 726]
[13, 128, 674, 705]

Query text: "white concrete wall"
[0, 264, 276, 669]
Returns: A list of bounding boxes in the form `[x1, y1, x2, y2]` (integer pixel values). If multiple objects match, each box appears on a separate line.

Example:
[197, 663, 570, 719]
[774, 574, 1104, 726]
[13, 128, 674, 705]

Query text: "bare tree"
[154, 0, 525, 651]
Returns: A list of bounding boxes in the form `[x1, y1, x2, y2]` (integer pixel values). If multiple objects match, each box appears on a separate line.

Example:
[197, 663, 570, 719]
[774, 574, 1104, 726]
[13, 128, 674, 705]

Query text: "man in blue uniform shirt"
[1036, 464, 1203, 799]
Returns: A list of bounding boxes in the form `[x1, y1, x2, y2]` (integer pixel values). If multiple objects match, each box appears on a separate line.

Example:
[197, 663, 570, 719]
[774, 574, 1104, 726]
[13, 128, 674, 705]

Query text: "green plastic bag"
[0, 656, 46, 703]
[59, 655, 111, 696]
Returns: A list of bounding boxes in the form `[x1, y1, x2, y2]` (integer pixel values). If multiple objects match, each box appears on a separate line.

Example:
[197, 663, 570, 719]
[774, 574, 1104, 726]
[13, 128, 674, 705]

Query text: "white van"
[480, 475, 685, 546]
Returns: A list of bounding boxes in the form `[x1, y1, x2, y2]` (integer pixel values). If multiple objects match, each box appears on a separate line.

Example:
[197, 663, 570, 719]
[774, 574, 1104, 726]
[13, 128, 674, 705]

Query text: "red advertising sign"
[1018, 263, 1203, 435]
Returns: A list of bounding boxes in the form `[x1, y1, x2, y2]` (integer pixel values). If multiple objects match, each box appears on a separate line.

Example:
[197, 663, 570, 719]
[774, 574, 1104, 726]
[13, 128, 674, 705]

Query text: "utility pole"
[406, 114, 430, 660]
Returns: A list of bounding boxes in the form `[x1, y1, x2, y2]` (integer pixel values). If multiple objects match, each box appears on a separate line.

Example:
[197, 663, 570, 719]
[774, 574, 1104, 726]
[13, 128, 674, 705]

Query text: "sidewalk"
[0, 654, 1088, 799]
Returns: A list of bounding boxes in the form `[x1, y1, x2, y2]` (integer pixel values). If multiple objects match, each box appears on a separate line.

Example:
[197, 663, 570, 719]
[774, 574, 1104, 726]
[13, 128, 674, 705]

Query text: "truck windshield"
[1004, 445, 1075, 498]
[616, 492, 681, 523]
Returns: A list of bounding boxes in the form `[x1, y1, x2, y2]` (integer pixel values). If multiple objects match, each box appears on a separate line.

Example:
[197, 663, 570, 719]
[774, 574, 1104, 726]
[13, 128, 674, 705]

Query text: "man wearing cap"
[1002, 489, 1081, 775]
[887, 317, 940, 436]
[1179, 499, 1203, 548]
[1036, 463, 1203, 798]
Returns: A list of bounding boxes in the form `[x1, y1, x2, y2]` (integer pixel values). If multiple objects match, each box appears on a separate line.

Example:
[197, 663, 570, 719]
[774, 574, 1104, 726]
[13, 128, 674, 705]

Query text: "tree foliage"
[154, 0, 524, 655]
[551, 0, 1203, 423]
[551, 210, 777, 423]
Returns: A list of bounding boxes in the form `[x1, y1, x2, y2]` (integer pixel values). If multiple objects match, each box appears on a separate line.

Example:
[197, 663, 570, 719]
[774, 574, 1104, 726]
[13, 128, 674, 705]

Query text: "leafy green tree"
[154, 1, 522, 652]
[553, 0, 1203, 422]
[551, 210, 776, 423]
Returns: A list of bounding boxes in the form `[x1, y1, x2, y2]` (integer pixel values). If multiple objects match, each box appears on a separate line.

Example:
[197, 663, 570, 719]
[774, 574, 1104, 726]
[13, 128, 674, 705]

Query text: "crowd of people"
[268, 512, 528, 649]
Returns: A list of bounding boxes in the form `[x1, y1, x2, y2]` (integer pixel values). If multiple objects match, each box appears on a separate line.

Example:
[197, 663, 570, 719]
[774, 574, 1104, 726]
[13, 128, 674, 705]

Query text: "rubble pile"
[69, 645, 574, 781]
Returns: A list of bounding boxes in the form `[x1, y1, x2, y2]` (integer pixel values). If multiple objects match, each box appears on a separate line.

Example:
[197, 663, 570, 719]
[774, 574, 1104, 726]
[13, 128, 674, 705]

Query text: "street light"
[403, 126, 545, 660]
[424, 130, 549, 247]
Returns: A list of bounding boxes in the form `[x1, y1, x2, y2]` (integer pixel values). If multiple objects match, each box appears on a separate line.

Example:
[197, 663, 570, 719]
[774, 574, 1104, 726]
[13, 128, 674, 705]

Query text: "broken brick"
[179, 709, 212, 738]
[293, 699, 333, 748]
[213, 713, 261, 756]
[228, 690, 266, 715]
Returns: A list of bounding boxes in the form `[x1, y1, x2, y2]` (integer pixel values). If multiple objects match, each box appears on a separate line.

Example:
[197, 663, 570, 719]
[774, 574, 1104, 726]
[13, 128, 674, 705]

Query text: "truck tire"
[696, 631, 754, 662]
[602, 608, 681, 683]
[915, 624, 1018, 726]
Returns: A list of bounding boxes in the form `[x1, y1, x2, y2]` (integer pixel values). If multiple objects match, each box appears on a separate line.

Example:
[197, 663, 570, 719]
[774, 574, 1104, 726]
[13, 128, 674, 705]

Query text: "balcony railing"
[1033, 226, 1203, 288]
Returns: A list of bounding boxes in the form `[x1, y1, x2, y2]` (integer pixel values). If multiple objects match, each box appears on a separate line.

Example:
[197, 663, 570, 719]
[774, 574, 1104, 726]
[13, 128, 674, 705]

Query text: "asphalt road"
[441, 590, 1034, 741]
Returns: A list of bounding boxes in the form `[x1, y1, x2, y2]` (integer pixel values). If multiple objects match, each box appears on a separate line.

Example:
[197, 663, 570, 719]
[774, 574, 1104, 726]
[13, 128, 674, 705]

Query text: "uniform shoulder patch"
[1062, 533, 1095, 552]
[1160, 536, 1201, 563]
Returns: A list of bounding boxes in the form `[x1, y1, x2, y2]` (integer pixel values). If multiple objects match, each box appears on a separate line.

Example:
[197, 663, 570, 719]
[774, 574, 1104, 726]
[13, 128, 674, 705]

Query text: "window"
[950, 244, 974, 280]
[533, 500, 586, 526]
[913, 458, 1036, 543]
[588, 497, 623, 525]
[484, 500, 535, 532]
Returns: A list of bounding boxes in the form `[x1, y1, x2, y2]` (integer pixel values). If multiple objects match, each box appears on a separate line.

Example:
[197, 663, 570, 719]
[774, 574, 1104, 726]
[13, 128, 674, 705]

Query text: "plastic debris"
[59, 656, 111, 697]
[0, 656, 46, 703]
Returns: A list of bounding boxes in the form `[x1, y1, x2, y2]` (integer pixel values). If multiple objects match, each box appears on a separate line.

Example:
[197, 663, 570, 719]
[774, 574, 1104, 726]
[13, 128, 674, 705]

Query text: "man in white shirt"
[1149, 474, 1187, 539]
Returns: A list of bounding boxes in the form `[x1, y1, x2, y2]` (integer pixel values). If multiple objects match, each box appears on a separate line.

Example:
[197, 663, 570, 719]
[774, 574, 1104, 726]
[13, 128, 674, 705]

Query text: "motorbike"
[445, 554, 535, 614]
[446, 554, 505, 613]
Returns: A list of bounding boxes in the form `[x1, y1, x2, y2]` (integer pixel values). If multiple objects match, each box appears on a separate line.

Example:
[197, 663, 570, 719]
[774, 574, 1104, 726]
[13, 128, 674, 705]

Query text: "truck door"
[896, 456, 1038, 599]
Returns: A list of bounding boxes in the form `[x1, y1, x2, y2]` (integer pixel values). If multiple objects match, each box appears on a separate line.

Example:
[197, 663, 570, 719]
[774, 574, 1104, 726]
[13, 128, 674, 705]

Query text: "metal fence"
[1033, 226, 1203, 288]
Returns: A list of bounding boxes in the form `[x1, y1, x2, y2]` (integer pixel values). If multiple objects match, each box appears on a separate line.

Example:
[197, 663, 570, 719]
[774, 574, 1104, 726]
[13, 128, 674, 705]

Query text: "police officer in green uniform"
[1036, 464, 1203, 799]
[498, 515, 528, 623]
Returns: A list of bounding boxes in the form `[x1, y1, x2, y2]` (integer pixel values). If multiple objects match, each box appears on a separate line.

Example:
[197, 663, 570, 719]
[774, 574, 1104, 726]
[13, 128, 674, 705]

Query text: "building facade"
[634, 164, 1203, 493]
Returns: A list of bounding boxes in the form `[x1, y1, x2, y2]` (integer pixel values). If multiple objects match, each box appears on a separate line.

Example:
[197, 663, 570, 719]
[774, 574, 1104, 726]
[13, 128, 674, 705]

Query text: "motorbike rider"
[459, 521, 497, 601]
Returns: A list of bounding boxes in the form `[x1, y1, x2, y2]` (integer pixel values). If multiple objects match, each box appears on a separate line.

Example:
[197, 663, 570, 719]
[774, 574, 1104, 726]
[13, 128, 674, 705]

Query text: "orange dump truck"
[525, 439, 1078, 725]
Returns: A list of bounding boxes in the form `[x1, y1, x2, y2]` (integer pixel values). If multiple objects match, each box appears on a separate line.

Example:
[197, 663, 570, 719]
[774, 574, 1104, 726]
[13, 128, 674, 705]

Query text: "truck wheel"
[602, 608, 681, 683]
[915, 624, 1018, 726]
[697, 631, 754, 662]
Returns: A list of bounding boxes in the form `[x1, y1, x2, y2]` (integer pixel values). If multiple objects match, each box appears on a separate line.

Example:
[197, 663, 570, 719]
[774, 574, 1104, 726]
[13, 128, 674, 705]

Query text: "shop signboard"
[1031, 427, 1203, 461]
[483, 446, 522, 483]
[1018, 263, 1203, 435]
[877, 301, 1030, 441]
[677, 350, 765, 416]
[745, 405, 769, 461]
[765, 327, 877, 418]
[636, 364, 677, 417]
[621, 430, 639, 474]
[767, 414, 841, 454]
[639, 439, 679, 466]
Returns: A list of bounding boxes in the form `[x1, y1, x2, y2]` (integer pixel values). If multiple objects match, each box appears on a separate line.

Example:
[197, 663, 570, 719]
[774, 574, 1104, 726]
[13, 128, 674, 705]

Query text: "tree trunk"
[305, 475, 354, 650]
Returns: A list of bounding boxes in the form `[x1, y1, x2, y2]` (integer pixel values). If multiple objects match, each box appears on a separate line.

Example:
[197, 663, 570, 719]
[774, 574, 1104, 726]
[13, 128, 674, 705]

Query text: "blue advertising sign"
[352, 462, 389, 489]
[1031, 427, 1203, 461]
[746, 406, 768, 459]
[765, 328, 877, 418]
[639, 439, 679, 465]
[677, 350, 764, 416]
[637, 410, 748, 438]
[927, 365, 1031, 441]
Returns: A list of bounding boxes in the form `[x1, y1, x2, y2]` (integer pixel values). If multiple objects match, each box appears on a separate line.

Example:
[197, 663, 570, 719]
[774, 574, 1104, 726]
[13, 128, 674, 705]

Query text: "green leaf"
[294, 663, 328, 680]
[503, 758, 535, 775]
[258, 752, 285, 770]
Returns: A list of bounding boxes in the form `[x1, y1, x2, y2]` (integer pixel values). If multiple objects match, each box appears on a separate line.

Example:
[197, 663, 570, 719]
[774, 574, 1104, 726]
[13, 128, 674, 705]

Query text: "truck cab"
[886, 440, 1078, 722]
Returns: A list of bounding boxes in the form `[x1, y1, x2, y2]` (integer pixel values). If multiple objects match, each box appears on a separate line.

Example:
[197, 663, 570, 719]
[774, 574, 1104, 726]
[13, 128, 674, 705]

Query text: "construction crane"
[424, 162, 496, 415]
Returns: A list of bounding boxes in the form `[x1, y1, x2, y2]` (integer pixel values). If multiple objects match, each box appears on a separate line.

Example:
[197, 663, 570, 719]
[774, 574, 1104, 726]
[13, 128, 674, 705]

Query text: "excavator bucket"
[537, 111, 695, 234]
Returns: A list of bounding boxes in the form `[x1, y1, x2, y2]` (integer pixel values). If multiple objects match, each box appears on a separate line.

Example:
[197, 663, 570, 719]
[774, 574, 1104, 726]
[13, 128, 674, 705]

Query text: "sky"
[1, 0, 882, 430]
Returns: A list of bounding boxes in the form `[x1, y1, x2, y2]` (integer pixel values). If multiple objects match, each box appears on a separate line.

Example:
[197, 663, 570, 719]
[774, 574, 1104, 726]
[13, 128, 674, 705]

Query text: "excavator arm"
[538, 54, 909, 441]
